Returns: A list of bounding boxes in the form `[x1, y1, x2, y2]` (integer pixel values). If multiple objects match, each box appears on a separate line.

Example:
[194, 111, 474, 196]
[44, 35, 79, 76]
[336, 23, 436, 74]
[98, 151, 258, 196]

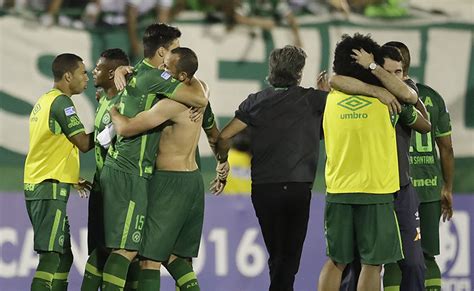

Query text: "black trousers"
[251, 182, 312, 291]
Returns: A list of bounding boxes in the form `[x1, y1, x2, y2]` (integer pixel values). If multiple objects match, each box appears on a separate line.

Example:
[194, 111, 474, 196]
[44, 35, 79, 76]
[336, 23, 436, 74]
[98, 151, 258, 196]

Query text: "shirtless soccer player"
[110, 47, 206, 291]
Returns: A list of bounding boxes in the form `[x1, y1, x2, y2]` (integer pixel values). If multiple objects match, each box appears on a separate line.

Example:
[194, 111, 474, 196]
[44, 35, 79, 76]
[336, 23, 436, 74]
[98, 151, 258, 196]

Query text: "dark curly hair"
[333, 33, 383, 86]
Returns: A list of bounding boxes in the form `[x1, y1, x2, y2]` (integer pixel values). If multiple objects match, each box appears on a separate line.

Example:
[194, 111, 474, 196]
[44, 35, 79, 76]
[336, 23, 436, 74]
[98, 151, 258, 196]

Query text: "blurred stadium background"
[0, 0, 473, 290]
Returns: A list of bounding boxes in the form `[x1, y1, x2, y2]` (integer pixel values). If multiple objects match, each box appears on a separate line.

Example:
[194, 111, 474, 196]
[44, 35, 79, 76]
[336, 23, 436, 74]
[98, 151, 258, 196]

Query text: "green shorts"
[324, 201, 403, 265]
[140, 170, 204, 262]
[25, 197, 71, 255]
[419, 200, 441, 256]
[100, 166, 148, 251]
[87, 172, 104, 254]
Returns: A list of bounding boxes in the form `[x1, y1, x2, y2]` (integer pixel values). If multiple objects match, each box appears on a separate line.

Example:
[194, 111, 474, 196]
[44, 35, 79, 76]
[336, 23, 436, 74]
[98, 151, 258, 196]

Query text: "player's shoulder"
[416, 82, 445, 103]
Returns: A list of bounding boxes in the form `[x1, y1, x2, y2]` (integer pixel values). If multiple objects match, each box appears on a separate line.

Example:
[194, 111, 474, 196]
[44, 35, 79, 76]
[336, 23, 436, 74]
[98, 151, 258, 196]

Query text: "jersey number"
[135, 215, 145, 230]
[410, 112, 433, 153]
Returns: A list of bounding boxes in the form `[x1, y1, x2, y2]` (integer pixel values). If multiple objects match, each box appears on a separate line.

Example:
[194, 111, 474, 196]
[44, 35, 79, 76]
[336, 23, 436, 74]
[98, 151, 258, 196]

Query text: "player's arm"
[398, 104, 431, 134]
[205, 124, 220, 157]
[436, 135, 454, 221]
[201, 99, 220, 157]
[435, 93, 454, 221]
[51, 95, 93, 153]
[110, 98, 183, 137]
[351, 48, 418, 104]
[169, 77, 208, 108]
[216, 118, 247, 164]
[330, 75, 402, 114]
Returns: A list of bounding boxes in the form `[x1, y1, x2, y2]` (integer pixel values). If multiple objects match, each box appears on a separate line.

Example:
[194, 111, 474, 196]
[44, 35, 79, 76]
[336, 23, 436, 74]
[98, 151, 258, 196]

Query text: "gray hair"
[267, 45, 307, 87]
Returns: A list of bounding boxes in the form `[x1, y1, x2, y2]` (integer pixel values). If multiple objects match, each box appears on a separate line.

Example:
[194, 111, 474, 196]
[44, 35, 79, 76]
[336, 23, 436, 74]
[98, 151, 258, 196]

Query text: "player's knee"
[112, 249, 137, 261]
[140, 259, 161, 270]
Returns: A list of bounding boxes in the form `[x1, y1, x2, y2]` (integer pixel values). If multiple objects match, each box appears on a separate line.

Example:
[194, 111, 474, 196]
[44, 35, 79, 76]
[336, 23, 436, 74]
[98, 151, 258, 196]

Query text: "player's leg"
[252, 182, 311, 290]
[355, 202, 403, 291]
[141, 170, 203, 290]
[167, 171, 205, 290]
[138, 259, 162, 290]
[384, 184, 425, 290]
[358, 264, 382, 291]
[318, 202, 354, 290]
[340, 257, 361, 291]
[124, 258, 140, 291]
[52, 214, 73, 291]
[82, 174, 109, 290]
[25, 182, 70, 291]
[419, 201, 442, 291]
[100, 166, 147, 291]
[31, 251, 61, 291]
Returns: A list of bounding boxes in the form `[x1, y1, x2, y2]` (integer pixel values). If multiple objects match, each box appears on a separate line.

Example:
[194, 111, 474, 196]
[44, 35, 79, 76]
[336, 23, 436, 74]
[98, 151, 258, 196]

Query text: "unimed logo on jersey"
[338, 96, 371, 119]
[438, 210, 471, 290]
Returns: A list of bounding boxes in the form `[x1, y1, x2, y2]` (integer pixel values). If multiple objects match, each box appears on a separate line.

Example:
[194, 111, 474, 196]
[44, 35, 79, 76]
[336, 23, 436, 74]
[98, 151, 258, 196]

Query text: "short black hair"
[100, 48, 130, 67]
[267, 45, 307, 87]
[143, 23, 182, 58]
[333, 33, 383, 86]
[381, 45, 403, 63]
[52, 53, 83, 82]
[384, 41, 410, 76]
[171, 47, 198, 78]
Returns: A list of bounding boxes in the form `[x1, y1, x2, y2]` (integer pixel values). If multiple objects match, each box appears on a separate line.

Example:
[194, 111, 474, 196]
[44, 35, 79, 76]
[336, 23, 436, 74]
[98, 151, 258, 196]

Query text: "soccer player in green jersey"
[24, 53, 94, 291]
[80, 48, 130, 291]
[386, 41, 454, 291]
[99, 24, 207, 291]
[110, 47, 207, 291]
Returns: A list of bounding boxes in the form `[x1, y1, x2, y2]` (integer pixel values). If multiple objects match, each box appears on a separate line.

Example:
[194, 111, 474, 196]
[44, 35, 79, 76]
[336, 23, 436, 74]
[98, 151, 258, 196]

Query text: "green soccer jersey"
[94, 92, 120, 174]
[104, 59, 181, 178]
[49, 95, 85, 137]
[409, 83, 452, 202]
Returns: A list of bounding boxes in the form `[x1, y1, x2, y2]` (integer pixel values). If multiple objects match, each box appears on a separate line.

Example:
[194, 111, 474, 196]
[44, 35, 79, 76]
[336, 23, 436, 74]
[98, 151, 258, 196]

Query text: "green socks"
[383, 263, 402, 290]
[425, 256, 441, 291]
[81, 248, 108, 291]
[138, 269, 160, 290]
[166, 257, 200, 291]
[51, 250, 73, 291]
[102, 253, 132, 290]
[124, 259, 140, 290]
[31, 252, 60, 291]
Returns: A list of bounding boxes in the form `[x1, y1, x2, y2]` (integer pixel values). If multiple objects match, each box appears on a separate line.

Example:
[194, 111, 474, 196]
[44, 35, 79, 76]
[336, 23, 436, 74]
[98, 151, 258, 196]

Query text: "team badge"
[102, 113, 111, 124]
[161, 71, 171, 80]
[64, 106, 76, 116]
[132, 231, 141, 243]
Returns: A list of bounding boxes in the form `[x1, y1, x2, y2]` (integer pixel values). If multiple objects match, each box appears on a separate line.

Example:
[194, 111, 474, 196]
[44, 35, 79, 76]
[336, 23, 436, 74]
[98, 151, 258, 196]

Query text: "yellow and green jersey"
[24, 88, 86, 200]
[323, 90, 399, 201]
[104, 59, 181, 178]
[409, 83, 452, 202]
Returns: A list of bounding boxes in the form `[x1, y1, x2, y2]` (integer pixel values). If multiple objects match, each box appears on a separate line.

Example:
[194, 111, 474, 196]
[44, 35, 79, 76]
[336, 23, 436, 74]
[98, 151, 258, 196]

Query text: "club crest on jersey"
[64, 106, 76, 116]
[161, 71, 171, 80]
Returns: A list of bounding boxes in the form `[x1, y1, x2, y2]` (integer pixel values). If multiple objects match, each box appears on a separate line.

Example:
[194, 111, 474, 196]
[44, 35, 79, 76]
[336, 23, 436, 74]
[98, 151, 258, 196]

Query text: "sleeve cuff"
[68, 128, 85, 137]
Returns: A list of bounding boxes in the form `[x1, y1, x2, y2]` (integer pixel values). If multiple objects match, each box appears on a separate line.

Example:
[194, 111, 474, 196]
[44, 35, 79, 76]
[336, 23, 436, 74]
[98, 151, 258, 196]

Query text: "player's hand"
[216, 161, 230, 181]
[73, 178, 92, 198]
[95, 89, 102, 102]
[351, 48, 374, 69]
[189, 107, 205, 122]
[376, 87, 401, 115]
[441, 185, 454, 222]
[316, 70, 330, 91]
[114, 66, 134, 91]
[210, 176, 227, 195]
